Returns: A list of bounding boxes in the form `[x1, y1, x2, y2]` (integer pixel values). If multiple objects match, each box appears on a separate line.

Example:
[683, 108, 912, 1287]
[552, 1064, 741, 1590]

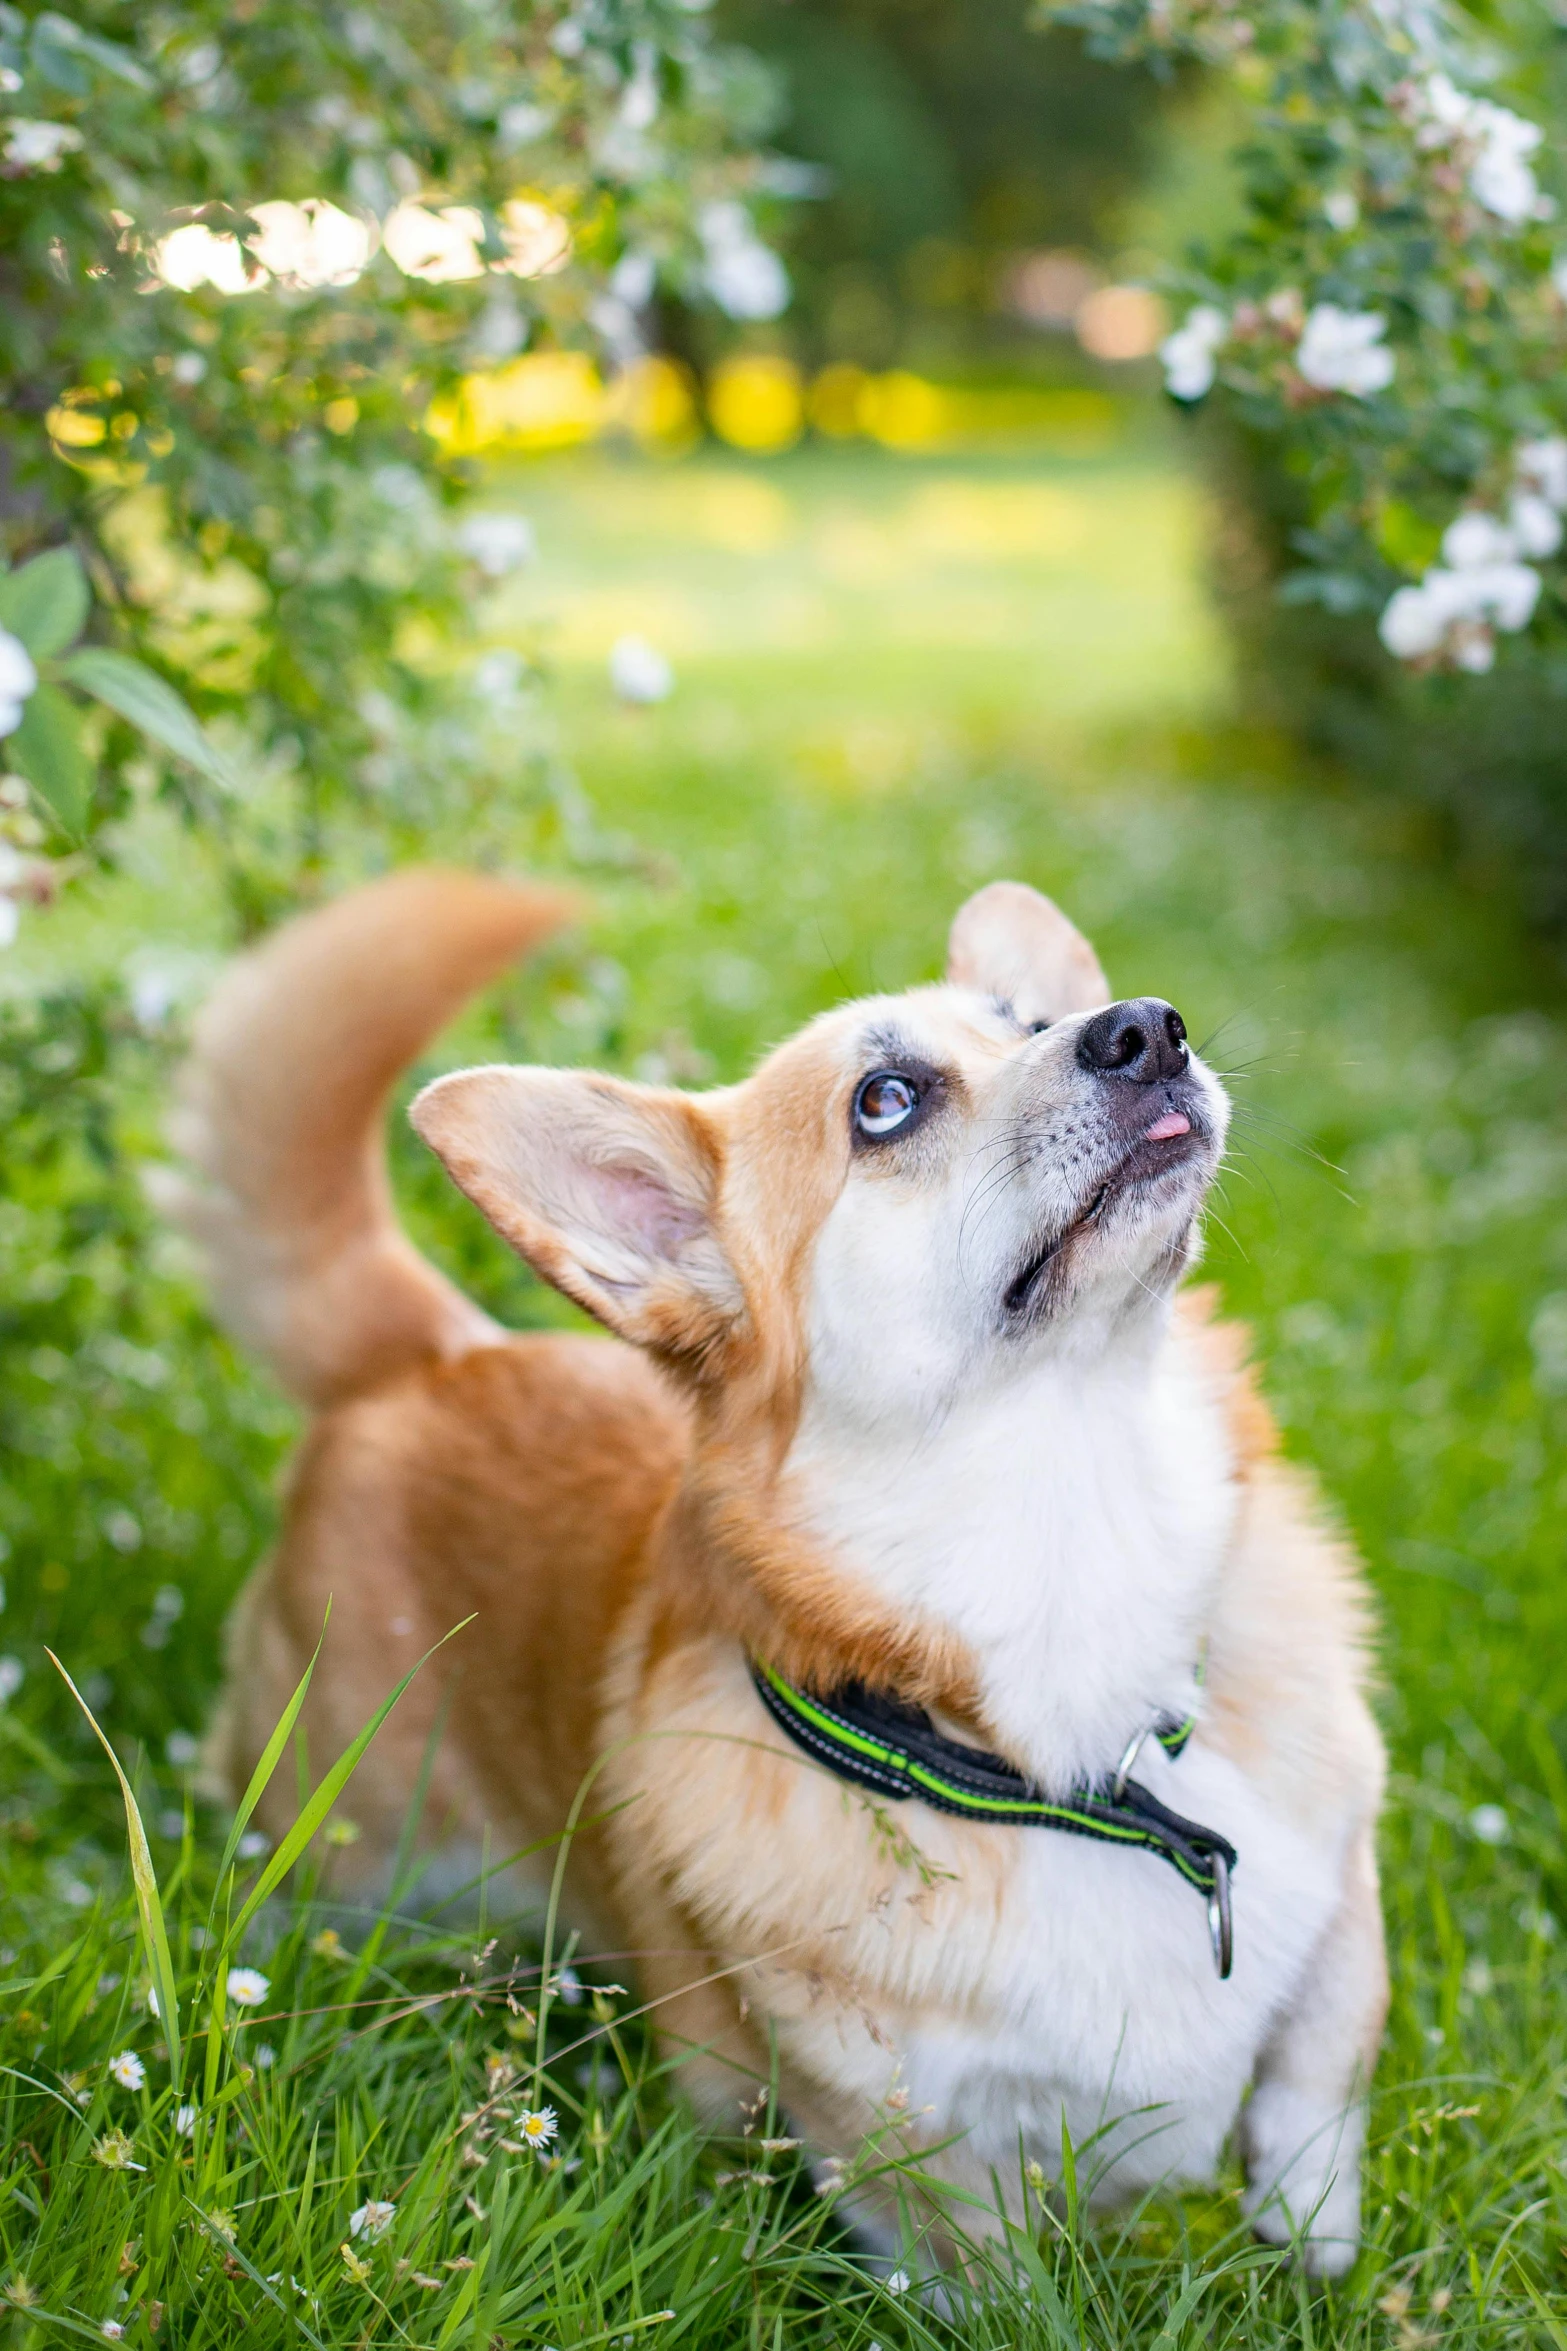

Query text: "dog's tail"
[153, 867, 577, 1408]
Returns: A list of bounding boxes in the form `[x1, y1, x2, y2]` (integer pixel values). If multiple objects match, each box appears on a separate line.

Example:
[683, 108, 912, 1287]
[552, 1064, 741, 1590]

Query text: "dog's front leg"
[1241, 1822, 1387, 2277]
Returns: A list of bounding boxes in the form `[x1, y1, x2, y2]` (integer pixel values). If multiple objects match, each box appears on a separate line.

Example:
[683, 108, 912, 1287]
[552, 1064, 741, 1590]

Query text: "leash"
[750, 1659, 1236, 1978]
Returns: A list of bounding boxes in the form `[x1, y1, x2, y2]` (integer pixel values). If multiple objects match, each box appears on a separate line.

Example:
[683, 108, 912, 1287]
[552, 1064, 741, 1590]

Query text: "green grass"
[3, 434, 1567, 2346]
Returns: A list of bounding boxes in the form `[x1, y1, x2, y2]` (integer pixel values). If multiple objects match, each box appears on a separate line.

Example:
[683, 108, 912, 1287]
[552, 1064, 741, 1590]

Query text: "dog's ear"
[410, 1066, 741, 1359]
[946, 881, 1109, 1025]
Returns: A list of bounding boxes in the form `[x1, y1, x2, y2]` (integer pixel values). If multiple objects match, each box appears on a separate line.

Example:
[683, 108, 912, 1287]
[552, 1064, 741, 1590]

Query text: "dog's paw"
[1243, 2082, 1364, 2279]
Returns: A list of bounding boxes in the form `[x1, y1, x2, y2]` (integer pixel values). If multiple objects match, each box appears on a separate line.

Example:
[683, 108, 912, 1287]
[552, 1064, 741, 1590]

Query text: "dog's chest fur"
[782, 1316, 1238, 1796]
[616, 1315, 1344, 2200]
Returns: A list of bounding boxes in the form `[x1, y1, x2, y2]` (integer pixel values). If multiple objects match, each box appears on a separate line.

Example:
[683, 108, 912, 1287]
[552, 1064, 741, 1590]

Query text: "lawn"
[3, 426, 1565, 2347]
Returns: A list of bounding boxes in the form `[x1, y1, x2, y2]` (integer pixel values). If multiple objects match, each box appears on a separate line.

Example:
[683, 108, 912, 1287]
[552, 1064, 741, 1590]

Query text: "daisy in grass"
[516, 2107, 558, 2155]
[226, 1967, 268, 2007]
[108, 2052, 146, 2091]
[348, 2200, 395, 2241]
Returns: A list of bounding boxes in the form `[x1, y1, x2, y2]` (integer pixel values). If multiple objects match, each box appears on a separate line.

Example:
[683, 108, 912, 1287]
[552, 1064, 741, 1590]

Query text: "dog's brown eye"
[855, 1072, 918, 1136]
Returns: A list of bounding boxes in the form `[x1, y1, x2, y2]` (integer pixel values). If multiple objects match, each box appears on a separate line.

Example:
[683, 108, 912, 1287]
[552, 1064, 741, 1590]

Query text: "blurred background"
[3, 0, 1566, 2323]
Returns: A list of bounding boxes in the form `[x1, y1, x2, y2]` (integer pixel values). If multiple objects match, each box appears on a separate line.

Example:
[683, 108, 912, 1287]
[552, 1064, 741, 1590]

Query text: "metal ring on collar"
[1111, 1722, 1153, 1801]
[1208, 1849, 1234, 1980]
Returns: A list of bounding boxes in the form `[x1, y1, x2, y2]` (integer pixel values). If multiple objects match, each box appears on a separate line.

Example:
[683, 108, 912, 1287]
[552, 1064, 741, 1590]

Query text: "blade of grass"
[212, 1607, 332, 1895]
[47, 1650, 182, 2092]
[225, 1615, 475, 1951]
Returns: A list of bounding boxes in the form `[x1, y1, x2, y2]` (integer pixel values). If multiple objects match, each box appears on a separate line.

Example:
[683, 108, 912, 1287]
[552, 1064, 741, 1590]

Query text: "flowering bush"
[1040, 0, 1567, 681]
[0, 0, 782, 933]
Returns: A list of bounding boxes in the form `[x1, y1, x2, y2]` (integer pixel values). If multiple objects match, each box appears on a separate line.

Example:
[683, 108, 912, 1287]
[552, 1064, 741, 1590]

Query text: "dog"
[167, 866, 1386, 2274]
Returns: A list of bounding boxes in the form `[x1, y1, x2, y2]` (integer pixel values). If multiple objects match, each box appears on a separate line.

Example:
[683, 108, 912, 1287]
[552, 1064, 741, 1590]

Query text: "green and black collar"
[750, 1658, 1236, 1978]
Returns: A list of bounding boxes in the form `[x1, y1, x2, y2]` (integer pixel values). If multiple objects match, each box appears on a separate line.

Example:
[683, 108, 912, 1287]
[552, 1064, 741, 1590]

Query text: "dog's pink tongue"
[1145, 1110, 1191, 1141]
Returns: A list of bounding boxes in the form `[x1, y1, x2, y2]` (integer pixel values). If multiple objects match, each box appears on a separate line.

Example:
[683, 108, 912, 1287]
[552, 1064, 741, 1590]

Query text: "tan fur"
[179, 867, 1387, 2272]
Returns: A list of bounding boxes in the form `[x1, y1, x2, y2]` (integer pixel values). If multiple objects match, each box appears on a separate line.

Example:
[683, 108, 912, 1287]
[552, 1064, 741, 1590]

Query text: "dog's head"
[412, 882, 1228, 1423]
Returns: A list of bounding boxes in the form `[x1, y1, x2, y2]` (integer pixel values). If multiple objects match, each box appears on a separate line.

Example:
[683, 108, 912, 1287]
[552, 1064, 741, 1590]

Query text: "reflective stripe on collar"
[750, 1658, 1237, 1979]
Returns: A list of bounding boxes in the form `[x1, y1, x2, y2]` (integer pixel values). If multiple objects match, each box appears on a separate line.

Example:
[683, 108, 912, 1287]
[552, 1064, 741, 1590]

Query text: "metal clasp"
[1207, 1850, 1234, 1980]
[1111, 1721, 1153, 1801]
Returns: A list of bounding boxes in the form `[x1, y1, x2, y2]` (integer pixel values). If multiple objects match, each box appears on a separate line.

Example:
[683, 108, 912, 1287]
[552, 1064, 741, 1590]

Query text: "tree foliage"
[0, 0, 778, 925]
[1038, 0, 1567, 680]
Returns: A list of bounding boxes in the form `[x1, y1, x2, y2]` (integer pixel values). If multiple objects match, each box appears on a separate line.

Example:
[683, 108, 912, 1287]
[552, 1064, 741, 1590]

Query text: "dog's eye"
[855, 1072, 919, 1137]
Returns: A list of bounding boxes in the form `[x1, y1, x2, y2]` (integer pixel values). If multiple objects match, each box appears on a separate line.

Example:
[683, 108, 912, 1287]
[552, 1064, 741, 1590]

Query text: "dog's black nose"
[1076, 997, 1189, 1082]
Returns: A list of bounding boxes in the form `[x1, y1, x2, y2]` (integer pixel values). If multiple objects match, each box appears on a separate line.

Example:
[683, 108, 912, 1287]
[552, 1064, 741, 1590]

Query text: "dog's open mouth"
[1003, 1106, 1205, 1316]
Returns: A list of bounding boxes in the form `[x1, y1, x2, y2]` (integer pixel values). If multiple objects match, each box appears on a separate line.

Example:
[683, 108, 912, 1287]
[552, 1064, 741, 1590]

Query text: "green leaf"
[0, 547, 90, 659]
[48, 1651, 182, 2093]
[58, 649, 234, 790]
[9, 681, 93, 836]
[32, 10, 151, 90]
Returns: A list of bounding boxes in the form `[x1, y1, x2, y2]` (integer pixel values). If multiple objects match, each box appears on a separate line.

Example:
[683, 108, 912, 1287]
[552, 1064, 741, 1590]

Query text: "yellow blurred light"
[1075, 285, 1166, 362]
[707, 356, 804, 455]
[47, 405, 107, 447]
[323, 396, 359, 435]
[496, 198, 572, 279]
[428, 350, 604, 454]
[859, 371, 949, 452]
[808, 364, 869, 438]
[604, 354, 699, 453]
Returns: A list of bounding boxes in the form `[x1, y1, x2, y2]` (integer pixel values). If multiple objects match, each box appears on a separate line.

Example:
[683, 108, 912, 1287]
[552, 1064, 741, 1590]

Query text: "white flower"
[1463, 561, 1541, 632]
[1442, 510, 1518, 570]
[254, 2043, 276, 2069]
[3, 118, 83, 172]
[1296, 305, 1394, 397]
[1158, 304, 1227, 402]
[225, 1967, 269, 2007]
[0, 627, 38, 738]
[383, 202, 486, 283]
[101, 2324, 124, 2340]
[515, 2106, 558, 2153]
[609, 635, 673, 704]
[108, 2051, 146, 2091]
[1468, 103, 1542, 224]
[1418, 75, 1543, 225]
[0, 1657, 23, 1703]
[1469, 1803, 1509, 1844]
[1506, 492, 1563, 559]
[174, 2104, 198, 2136]
[1380, 555, 1540, 666]
[885, 2270, 910, 2295]
[171, 351, 207, 385]
[1323, 190, 1359, 233]
[236, 1829, 269, 1860]
[348, 2199, 395, 2240]
[455, 512, 536, 577]
[699, 202, 789, 322]
[246, 199, 372, 289]
[1515, 435, 1567, 510]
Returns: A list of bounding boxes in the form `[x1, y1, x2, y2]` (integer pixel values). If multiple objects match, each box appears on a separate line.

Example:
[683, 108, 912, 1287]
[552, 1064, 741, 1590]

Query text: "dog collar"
[750, 1659, 1236, 1978]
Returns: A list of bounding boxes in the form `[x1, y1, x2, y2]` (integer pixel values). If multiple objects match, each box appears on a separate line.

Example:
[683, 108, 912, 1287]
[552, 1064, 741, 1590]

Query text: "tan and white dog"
[169, 867, 1386, 2274]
